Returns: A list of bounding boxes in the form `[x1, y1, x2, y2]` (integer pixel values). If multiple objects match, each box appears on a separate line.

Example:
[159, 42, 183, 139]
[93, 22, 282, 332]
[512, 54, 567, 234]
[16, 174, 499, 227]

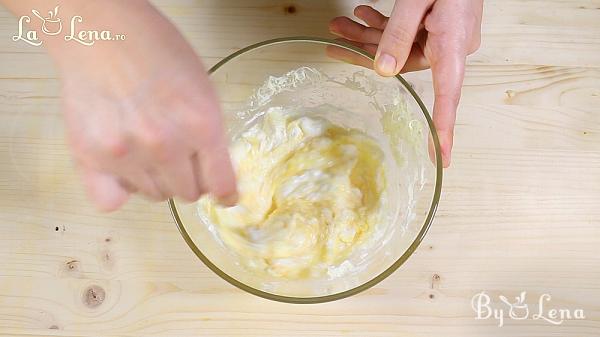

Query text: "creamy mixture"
[198, 108, 386, 279]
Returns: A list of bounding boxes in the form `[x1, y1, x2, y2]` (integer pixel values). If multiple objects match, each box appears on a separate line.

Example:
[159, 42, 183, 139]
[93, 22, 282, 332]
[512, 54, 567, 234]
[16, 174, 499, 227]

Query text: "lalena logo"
[12, 5, 126, 46]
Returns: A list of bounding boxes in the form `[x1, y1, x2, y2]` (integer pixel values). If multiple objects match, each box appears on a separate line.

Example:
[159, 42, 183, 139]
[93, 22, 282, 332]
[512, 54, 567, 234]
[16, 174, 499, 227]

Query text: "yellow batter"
[198, 108, 385, 279]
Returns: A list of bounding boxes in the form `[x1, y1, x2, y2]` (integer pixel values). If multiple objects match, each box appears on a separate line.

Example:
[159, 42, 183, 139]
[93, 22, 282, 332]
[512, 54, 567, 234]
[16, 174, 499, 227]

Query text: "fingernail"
[375, 53, 397, 76]
[217, 192, 238, 207]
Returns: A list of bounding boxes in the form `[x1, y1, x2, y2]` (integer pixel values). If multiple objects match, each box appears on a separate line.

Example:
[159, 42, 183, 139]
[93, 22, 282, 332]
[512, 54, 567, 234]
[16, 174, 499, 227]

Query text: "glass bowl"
[169, 37, 442, 303]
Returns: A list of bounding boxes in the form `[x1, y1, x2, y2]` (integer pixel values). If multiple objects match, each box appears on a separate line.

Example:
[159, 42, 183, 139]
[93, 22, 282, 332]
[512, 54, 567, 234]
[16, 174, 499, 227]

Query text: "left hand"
[329, 1, 483, 167]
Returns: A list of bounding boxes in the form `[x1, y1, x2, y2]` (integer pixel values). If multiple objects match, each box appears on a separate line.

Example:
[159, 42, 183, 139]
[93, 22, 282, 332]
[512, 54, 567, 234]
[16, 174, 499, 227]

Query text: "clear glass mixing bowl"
[169, 37, 442, 303]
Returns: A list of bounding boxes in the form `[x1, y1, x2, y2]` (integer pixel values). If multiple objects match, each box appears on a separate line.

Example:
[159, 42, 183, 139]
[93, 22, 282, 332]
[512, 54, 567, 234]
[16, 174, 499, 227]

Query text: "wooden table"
[0, 1, 599, 336]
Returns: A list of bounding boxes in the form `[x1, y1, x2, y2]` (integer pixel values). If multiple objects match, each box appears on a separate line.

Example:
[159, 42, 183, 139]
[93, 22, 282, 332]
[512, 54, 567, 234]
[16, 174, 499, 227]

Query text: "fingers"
[326, 38, 430, 73]
[354, 5, 388, 30]
[428, 44, 466, 168]
[329, 16, 382, 45]
[83, 148, 232, 206]
[333, 38, 378, 55]
[145, 169, 172, 200]
[185, 94, 238, 206]
[402, 43, 430, 73]
[104, 109, 236, 206]
[157, 158, 202, 202]
[198, 140, 238, 207]
[190, 152, 209, 195]
[121, 169, 166, 201]
[422, 0, 476, 168]
[325, 39, 378, 69]
[375, 0, 432, 76]
[325, 45, 373, 69]
[81, 167, 129, 212]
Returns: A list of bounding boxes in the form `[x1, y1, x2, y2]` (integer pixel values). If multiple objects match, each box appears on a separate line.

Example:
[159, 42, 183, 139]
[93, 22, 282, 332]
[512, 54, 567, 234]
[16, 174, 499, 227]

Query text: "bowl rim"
[168, 36, 443, 304]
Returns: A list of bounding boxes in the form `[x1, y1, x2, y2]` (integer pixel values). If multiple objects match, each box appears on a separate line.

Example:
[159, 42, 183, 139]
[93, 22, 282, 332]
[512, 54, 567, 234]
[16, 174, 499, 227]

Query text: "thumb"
[374, 0, 431, 76]
[199, 140, 238, 207]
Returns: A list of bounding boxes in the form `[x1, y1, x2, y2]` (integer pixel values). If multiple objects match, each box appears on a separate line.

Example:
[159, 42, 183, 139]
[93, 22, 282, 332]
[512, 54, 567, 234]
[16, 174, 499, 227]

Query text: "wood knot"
[505, 89, 517, 102]
[83, 285, 105, 308]
[59, 258, 84, 278]
[49, 325, 59, 330]
[431, 273, 441, 289]
[99, 249, 116, 271]
[428, 293, 435, 299]
[102, 250, 112, 263]
[283, 5, 297, 15]
[65, 259, 79, 271]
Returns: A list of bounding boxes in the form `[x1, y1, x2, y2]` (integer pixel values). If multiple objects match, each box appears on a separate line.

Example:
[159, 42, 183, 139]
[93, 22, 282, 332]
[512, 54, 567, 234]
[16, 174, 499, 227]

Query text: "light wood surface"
[0, 0, 599, 336]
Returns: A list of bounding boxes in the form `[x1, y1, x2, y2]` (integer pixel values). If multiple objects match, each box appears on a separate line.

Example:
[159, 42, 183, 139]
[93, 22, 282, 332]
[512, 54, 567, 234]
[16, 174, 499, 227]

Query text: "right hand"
[329, 2, 483, 167]
[54, 2, 237, 211]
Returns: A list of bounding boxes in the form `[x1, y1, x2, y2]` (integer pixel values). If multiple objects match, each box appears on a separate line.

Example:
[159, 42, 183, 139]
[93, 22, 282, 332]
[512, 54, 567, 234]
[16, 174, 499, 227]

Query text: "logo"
[32, 6, 62, 36]
[12, 5, 126, 47]
[472, 291, 586, 327]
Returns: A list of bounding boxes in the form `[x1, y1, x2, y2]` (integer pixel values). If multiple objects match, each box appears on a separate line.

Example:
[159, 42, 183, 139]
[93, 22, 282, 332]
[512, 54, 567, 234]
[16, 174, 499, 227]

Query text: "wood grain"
[0, 0, 599, 336]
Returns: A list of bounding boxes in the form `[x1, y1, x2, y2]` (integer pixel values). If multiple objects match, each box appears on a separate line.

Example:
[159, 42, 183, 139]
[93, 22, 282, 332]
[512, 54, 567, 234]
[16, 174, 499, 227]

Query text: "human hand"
[329, 1, 483, 167]
[53, 2, 236, 211]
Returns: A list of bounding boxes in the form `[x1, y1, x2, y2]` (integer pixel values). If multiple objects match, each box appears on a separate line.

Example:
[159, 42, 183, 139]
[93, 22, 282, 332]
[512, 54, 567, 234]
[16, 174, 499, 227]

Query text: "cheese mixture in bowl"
[198, 108, 386, 279]
[169, 38, 442, 303]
